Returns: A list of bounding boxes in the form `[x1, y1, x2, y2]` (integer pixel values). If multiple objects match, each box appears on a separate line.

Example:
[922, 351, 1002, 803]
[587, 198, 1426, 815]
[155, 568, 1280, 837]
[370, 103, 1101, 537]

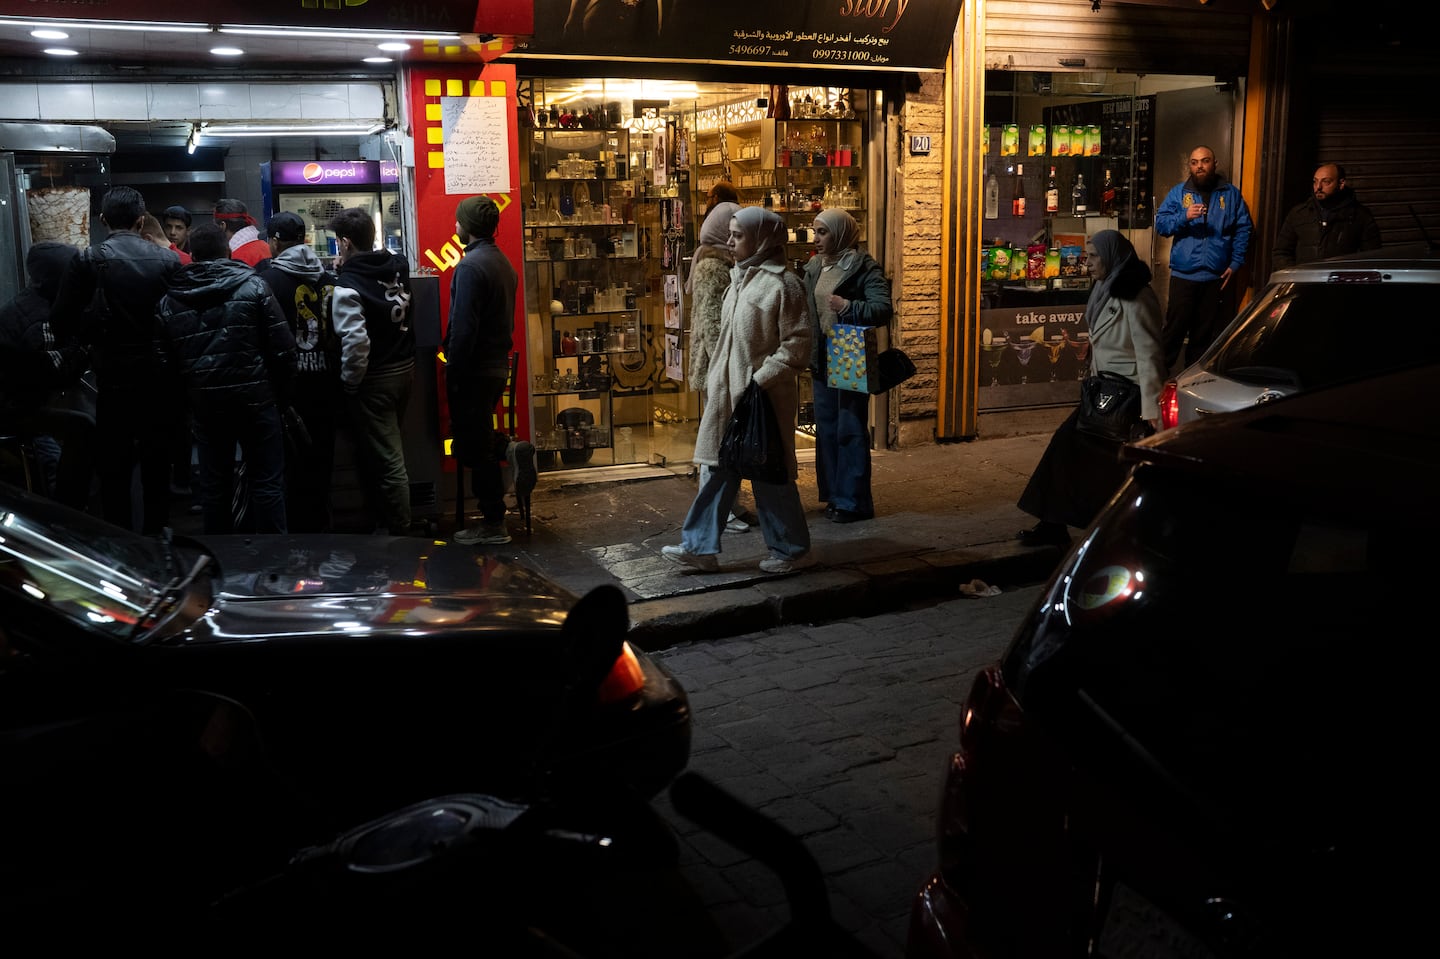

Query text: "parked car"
[909, 362, 1435, 958]
[0, 481, 690, 919]
[1158, 249, 1440, 429]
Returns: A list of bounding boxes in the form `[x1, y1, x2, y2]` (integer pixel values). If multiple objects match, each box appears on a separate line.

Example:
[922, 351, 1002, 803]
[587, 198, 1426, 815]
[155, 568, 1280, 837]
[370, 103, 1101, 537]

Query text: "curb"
[625, 541, 1065, 651]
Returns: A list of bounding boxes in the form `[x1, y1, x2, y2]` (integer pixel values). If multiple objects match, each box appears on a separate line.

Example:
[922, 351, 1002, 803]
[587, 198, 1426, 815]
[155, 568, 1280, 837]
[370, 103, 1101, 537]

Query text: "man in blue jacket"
[1155, 145, 1253, 371]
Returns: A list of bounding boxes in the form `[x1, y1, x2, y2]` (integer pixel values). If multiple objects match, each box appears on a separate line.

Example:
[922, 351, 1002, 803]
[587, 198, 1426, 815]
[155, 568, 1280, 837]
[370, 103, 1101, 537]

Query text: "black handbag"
[719, 379, 788, 484]
[1076, 370, 1145, 443]
[877, 348, 917, 391]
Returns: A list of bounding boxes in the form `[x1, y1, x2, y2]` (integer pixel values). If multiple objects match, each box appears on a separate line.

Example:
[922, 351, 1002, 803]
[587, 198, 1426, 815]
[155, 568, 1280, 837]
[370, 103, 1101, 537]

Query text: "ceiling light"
[43, 48, 78, 57]
[377, 42, 411, 52]
[204, 122, 389, 138]
[187, 123, 201, 155]
[363, 57, 394, 64]
[210, 46, 245, 57]
[219, 25, 461, 42]
[30, 29, 68, 40]
[0, 18, 209, 34]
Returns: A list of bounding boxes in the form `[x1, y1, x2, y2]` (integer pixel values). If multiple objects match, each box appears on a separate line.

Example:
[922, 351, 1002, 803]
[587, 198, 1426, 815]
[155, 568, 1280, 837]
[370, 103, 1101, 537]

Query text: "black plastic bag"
[719, 379, 788, 484]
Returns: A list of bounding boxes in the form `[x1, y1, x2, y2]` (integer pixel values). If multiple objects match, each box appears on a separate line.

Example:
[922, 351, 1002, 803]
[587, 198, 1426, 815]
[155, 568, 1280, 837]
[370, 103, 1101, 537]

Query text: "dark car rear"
[910, 362, 1436, 958]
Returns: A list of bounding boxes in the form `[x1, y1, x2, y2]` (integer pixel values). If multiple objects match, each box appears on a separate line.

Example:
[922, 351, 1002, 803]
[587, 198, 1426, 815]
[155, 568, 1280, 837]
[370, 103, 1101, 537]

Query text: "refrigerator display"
[260, 160, 403, 267]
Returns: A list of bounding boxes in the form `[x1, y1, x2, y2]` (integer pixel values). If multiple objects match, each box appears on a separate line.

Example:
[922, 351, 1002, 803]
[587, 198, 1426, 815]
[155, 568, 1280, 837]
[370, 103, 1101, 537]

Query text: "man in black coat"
[0, 241, 95, 508]
[1271, 162, 1382, 275]
[444, 195, 517, 546]
[51, 186, 182, 533]
[156, 224, 296, 534]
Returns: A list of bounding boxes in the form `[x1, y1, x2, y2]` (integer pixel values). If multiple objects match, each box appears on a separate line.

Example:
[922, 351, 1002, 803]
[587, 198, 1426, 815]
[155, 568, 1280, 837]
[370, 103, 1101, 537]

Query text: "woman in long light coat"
[1016, 229, 1167, 547]
[664, 206, 813, 574]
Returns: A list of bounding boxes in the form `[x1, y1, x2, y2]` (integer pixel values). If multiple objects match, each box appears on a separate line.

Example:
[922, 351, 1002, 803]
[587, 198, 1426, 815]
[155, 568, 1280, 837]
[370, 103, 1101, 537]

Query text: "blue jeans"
[812, 375, 874, 516]
[196, 403, 287, 534]
[345, 364, 413, 534]
[680, 465, 810, 559]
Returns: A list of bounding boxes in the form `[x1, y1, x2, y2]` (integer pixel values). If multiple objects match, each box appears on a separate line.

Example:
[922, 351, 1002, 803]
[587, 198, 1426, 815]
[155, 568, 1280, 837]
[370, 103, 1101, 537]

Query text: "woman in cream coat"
[1016, 229, 1167, 547]
[664, 206, 813, 574]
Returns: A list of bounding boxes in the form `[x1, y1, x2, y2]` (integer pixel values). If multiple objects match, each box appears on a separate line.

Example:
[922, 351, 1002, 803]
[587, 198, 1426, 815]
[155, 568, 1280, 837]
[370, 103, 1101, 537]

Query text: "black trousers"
[1162, 275, 1232, 372]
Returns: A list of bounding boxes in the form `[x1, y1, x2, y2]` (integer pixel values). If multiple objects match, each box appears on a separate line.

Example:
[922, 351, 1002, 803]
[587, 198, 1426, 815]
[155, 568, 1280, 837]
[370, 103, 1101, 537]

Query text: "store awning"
[512, 0, 965, 73]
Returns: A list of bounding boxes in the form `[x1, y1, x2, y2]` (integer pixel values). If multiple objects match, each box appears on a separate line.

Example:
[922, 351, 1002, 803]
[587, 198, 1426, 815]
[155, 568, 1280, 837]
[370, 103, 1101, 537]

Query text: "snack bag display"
[1027, 244, 1047, 280]
[1001, 124, 1020, 157]
[1028, 125, 1047, 157]
[1050, 125, 1070, 157]
[1045, 248, 1062, 279]
[989, 245, 1012, 280]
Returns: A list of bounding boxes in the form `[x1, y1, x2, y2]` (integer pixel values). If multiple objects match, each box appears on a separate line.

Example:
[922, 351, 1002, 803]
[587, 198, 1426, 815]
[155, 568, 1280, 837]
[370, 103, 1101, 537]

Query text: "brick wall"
[894, 72, 946, 443]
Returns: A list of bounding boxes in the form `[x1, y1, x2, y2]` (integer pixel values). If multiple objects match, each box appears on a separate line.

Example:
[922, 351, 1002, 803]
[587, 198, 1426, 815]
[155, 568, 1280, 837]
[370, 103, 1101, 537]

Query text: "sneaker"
[724, 512, 750, 533]
[758, 551, 815, 574]
[454, 523, 511, 546]
[662, 545, 719, 572]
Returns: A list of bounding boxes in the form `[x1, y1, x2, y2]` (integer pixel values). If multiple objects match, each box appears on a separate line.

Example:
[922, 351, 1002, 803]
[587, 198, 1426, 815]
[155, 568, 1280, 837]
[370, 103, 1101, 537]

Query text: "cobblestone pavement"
[647, 585, 1045, 958]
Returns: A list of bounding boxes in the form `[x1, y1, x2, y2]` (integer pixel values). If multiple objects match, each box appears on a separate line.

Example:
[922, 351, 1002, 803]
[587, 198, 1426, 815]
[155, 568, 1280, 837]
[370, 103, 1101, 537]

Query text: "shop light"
[187, 123, 202, 155]
[202, 122, 389, 138]
[0, 18, 209, 34]
[218, 25, 462, 42]
[43, 48, 79, 57]
[29, 29, 69, 40]
[210, 46, 245, 57]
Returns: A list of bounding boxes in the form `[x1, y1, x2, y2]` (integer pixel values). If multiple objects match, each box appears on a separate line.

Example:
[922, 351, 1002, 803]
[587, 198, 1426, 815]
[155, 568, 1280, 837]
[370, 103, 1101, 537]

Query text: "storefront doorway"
[517, 77, 883, 474]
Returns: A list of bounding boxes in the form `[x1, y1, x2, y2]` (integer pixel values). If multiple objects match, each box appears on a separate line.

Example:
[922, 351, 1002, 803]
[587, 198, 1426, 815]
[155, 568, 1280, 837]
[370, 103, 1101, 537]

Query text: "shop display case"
[521, 120, 674, 470]
[689, 100, 868, 265]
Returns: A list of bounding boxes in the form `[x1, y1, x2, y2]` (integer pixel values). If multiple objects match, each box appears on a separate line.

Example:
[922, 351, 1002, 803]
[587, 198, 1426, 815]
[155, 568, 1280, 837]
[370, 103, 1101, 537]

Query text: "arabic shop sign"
[520, 0, 963, 72]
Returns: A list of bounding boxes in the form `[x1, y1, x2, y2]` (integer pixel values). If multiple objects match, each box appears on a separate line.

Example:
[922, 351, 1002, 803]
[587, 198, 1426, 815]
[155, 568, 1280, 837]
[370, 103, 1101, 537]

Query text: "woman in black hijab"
[1016, 229, 1168, 547]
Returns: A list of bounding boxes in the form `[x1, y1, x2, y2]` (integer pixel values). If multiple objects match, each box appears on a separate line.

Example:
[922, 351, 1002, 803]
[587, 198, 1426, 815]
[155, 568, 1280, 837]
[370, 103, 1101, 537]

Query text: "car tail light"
[1158, 380, 1179, 430]
[959, 666, 1008, 753]
[596, 641, 646, 705]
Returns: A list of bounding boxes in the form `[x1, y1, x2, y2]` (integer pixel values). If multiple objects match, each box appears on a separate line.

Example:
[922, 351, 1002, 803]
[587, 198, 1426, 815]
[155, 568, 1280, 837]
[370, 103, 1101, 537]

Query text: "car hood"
[1129, 361, 1440, 499]
[180, 533, 578, 645]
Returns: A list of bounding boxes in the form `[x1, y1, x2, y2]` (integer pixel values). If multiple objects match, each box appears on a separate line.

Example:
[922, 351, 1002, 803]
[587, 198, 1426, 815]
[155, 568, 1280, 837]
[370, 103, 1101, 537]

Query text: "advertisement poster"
[978, 303, 1091, 410]
[522, 0, 963, 72]
[665, 333, 684, 382]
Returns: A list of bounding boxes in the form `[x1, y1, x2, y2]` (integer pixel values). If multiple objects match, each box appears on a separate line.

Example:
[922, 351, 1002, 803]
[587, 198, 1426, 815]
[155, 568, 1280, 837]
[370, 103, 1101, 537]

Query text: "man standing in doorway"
[1154, 145, 1254, 371]
[213, 198, 272, 267]
[51, 186, 182, 532]
[1271, 162, 1382, 275]
[444, 196, 518, 546]
[330, 206, 416, 536]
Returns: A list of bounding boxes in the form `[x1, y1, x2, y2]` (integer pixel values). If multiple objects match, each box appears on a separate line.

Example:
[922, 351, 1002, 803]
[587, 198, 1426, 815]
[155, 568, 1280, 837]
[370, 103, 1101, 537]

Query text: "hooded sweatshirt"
[258, 245, 338, 378]
[333, 249, 415, 390]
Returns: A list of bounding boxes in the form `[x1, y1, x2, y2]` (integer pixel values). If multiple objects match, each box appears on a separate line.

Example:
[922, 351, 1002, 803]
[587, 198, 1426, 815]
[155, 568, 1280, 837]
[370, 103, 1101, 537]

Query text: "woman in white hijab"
[686, 201, 754, 534]
[803, 207, 892, 524]
[1016, 229, 1166, 547]
[664, 206, 814, 574]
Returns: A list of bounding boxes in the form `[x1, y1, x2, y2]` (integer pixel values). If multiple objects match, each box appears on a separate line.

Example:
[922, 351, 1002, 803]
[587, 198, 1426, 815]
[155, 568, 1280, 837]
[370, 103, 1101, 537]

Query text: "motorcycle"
[209, 771, 878, 957]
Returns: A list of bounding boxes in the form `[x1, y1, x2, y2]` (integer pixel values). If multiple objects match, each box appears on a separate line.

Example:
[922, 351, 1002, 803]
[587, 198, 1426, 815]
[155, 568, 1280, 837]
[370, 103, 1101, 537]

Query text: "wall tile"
[0, 84, 42, 119]
[92, 84, 149, 120]
[147, 84, 201, 119]
[37, 84, 96, 121]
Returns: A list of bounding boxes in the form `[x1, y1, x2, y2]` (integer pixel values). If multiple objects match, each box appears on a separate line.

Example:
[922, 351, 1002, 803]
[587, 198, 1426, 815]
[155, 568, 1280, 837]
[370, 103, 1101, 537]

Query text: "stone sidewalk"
[506, 424, 1070, 649]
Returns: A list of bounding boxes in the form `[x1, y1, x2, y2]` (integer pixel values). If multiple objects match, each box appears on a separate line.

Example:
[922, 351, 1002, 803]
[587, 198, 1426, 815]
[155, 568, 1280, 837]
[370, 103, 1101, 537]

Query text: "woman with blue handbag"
[803, 208, 893, 524]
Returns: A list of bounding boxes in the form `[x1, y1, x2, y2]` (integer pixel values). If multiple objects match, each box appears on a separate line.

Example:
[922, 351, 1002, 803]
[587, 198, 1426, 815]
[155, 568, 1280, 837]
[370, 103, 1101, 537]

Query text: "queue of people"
[1, 186, 426, 539]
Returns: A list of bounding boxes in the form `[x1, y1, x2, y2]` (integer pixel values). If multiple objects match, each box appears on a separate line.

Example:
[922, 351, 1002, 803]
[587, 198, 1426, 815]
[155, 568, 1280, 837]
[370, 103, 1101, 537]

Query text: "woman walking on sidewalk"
[803, 207, 892, 524]
[664, 206, 813, 574]
[1016, 229, 1166, 547]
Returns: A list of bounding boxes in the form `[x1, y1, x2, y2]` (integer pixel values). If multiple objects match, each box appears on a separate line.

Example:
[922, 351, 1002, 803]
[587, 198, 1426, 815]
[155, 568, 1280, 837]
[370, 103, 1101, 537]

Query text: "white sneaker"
[454, 523, 511, 546]
[758, 551, 815, 574]
[724, 512, 750, 533]
[662, 545, 719, 572]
